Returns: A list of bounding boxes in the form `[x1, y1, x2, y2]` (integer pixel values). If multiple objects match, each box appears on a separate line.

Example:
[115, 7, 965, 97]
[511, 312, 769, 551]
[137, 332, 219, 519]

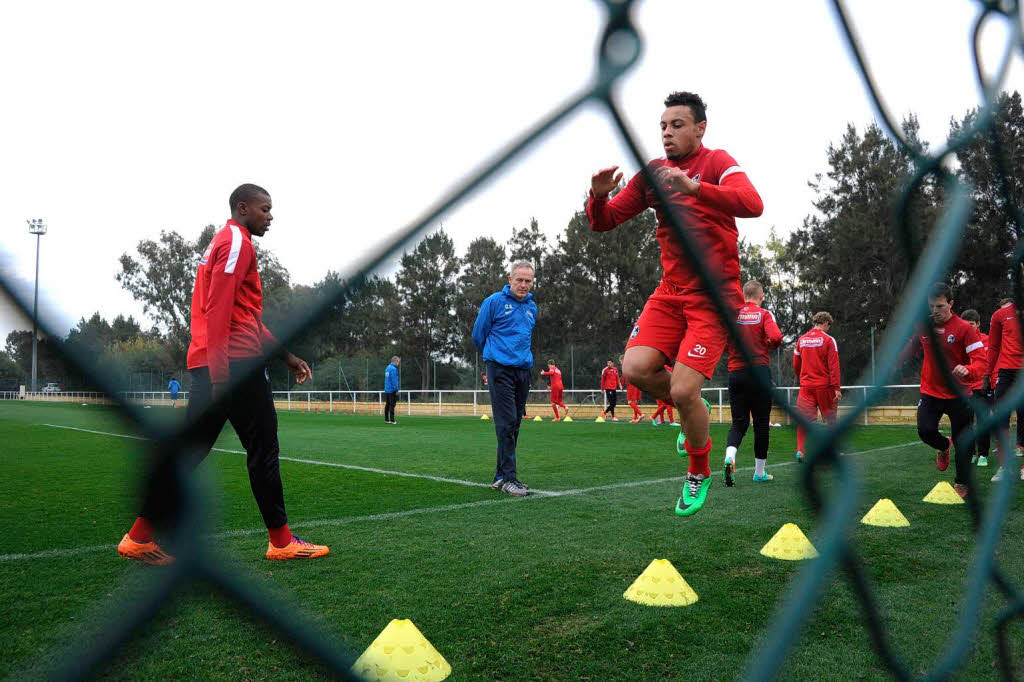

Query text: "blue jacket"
[472, 285, 537, 369]
[384, 363, 399, 393]
[168, 379, 180, 395]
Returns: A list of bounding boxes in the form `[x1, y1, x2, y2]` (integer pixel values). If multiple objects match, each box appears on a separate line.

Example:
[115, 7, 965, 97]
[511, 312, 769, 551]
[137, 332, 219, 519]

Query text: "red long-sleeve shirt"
[793, 328, 840, 390]
[541, 366, 564, 391]
[728, 302, 783, 371]
[987, 302, 1024, 378]
[186, 219, 276, 384]
[904, 314, 986, 400]
[586, 145, 763, 293]
[968, 333, 989, 391]
[601, 366, 623, 390]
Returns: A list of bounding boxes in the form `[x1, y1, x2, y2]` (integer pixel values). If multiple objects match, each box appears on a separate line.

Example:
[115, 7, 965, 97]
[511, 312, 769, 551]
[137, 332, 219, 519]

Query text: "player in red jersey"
[650, 364, 676, 424]
[621, 353, 645, 422]
[541, 360, 568, 421]
[724, 280, 783, 485]
[903, 284, 987, 497]
[587, 91, 763, 516]
[117, 184, 329, 565]
[600, 359, 623, 420]
[793, 312, 841, 463]
[960, 309, 992, 467]
[985, 297, 1024, 481]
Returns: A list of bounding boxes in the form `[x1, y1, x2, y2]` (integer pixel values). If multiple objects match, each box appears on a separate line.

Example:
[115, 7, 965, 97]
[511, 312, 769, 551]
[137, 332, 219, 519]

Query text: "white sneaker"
[992, 467, 1004, 482]
[1020, 466, 1024, 481]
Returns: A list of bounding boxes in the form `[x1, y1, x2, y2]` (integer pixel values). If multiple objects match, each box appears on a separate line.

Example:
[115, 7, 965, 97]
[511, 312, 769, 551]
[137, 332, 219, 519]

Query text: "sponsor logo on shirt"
[800, 337, 824, 348]
[738, 311, 762, 325]
[630, 324, 640, 339]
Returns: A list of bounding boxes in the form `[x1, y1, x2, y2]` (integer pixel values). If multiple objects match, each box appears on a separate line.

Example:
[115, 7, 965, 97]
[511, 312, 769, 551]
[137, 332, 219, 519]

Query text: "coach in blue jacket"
[472, 261, 538, 497]
[383, 356, 400, 424]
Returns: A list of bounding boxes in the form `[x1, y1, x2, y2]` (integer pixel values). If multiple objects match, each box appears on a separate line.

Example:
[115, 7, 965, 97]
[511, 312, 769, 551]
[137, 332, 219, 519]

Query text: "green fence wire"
[0, 0, 1022, 679]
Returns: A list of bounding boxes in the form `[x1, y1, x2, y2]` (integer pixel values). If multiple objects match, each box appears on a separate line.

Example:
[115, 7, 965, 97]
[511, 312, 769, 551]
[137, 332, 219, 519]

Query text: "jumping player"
[960, 309, 991, 467]
[541, 359, 568, 421]
[904, 283, 986, 498]
[724, 280, 783, 485]
[793, 312, 841, 462]
[587, 91, 763, 516]
[600, 359, 623, 421]
[986, 297, 1024, 482]
[117, 184, 329, 564]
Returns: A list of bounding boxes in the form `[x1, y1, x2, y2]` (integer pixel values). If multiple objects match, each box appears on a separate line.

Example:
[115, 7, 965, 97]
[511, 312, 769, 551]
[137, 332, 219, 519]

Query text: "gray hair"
[509, 260, 535, 278]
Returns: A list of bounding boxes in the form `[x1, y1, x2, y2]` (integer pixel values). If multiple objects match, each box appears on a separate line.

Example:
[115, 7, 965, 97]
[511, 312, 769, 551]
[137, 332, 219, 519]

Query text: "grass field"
[1, 401, 1022, 680]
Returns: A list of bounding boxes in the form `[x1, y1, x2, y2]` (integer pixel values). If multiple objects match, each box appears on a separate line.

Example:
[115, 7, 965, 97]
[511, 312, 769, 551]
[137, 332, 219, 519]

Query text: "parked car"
[42, 383, 61, 394]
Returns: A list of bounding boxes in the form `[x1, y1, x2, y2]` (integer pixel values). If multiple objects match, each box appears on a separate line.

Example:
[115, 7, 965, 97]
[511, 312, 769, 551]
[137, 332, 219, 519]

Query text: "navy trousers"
[486, 361, 531, 482]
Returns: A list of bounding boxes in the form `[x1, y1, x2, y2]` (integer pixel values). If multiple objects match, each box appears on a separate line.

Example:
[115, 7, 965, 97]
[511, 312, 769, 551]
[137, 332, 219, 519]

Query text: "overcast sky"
[1, 0, 1021, 344]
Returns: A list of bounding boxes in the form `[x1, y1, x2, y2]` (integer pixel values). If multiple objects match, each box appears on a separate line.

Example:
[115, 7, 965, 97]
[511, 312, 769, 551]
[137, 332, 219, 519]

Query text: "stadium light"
[26, 218, 47, 392]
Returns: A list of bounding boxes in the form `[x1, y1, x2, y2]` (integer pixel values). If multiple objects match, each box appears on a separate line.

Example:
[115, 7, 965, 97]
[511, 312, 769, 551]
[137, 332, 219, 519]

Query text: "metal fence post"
[718, 388, 724, 423]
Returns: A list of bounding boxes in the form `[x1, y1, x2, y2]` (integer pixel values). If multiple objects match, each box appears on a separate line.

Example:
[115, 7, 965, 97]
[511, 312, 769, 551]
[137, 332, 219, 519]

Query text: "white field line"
[1, 439, 923, 564]
[39, 424, 560, 496]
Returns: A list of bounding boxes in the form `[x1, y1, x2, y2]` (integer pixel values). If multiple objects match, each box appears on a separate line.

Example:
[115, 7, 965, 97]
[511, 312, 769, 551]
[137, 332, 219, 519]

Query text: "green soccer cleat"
[795, 451, 804, 462]
[752, 472, 774, 483]
[723, 459, 735, 487]
[675, 473, 712, 517]
[676, 398, 713, 456]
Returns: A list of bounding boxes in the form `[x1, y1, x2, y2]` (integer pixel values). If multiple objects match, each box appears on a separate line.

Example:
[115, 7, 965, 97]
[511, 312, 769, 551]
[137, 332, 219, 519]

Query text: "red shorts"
[626, 281, 742, 379]
[550, 388, 564, 404]
[626, 384, 642, 402]
[796, 387, 838, 422]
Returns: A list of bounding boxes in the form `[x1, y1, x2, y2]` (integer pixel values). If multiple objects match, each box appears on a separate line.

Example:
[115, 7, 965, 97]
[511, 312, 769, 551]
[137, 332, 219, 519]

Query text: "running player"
[793, 312, 841, 462]
[724, 280, 783, 485]
[621, 353, 645, 422]
[986, 297, 1024, 482]
[167, 377, 181, 409]
[587, 91, 763, 516]
[904, 283, 987, 497]
[541, 359, 568, 421]
[600, 359, 623, 421]
[960, 309, 992, 467]
[117, 184, 329, 564]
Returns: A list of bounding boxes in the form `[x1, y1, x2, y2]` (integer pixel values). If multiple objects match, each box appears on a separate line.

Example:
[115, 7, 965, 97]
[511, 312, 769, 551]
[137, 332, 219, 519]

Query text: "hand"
[653, 165, 700, 196]
[834, 390, 842, 404]
[952, 364, 969, 379]
[285, 352, 313, 384]
[591, 166, 623, 197]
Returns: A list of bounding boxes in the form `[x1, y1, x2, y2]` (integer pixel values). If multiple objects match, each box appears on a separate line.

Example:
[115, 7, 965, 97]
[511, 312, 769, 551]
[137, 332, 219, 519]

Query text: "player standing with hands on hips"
[472, 262, 538, 497]
[586, 91, 763, 516]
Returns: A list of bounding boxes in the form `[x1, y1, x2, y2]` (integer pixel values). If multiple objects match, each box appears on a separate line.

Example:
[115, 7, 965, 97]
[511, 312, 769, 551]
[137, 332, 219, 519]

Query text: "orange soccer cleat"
[117, 534, 175, 566]
[266, 536, 330, 561]
[936, 437, 951, 472]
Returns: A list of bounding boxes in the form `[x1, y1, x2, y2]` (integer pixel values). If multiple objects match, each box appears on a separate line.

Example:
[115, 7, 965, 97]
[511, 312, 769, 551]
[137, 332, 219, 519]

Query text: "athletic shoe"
[676, 431, 687, 457]
[795, 451, 804, 462]
[629, 416, 640, 424]
[651, 419, 662, 426]
[117, 534, 174, 566]
[953, 483, 968, 499]
[723, 459, 735, 487]
[1019, 466, 1024, 481]
[752, 472, 774, 483]
[977, 455, 989, 467]
[552, 417, 560, 422]
[1016, 445, 1024, 458]
[491, 477, 504, 490]
[266, 536, 330, 561]
[669, 421, 679, 427]
[675, 473, 712, 517]
[611, 416, 619, 422]
[936, 437, 951, 472]
[992, 467, 1004, 482]
[501, 479, 530, 497]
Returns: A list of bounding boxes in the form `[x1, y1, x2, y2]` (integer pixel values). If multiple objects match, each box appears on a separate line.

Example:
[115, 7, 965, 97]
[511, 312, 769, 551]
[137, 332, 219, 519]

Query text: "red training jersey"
[987, 302, 1024, 378]
[793, 328, 840, 390]
[187, 219, 276, 384]
[601, 366, 623, 390]
[904, 314, 986, 400]
[728, 302, 783, 371]
[586, 144, 763, 293]
[541, 366, 564, 391]
[968, 332, 989, 391]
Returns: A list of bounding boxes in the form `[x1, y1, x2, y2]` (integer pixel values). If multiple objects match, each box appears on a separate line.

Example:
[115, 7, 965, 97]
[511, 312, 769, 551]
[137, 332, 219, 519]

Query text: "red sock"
[128, 516, 154, 543]
[667, 407, 675, 422]
[685, 437, 712, 477]
[797, 425, 806, 453]
[552, 404, 560, 418]
[652, 405, 665, 421]
[268, 524, 292, 548]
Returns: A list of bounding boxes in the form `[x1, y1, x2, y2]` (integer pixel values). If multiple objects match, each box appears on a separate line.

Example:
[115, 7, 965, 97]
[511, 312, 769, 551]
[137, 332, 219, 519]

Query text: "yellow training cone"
[861, 498, 910, 527]
[480, 414, 489, 420]
[595, 416, 605, 423]
[760, 523, 819, 560]
[623, 559, 698, 607]
[562, 416, 573, 422]
[923, 481, 964, 505]
[351, 619, 452, 682]
[533, 415, 543, 422]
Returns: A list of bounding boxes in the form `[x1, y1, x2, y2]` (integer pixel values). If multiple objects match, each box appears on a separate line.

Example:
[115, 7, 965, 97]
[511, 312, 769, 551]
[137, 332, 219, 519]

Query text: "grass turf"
[0, 401, 1021, 680]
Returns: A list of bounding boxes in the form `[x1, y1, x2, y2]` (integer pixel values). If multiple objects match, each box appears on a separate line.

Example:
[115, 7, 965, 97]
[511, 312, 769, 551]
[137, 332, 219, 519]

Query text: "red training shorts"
[796, 387, 839, 423]
[626, 280, 742, 379]
[626, 384, 642, 402]
[550, 388, 564, 404]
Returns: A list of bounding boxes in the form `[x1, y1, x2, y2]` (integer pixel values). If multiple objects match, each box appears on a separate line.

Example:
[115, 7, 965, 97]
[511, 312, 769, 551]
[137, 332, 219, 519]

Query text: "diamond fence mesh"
[1, 0, 1022, 679]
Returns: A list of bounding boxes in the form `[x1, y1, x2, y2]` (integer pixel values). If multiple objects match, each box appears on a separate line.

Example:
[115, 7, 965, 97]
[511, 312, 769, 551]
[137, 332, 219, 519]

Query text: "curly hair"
[812, 311, 834, 326]
[664, 91, 707, 123]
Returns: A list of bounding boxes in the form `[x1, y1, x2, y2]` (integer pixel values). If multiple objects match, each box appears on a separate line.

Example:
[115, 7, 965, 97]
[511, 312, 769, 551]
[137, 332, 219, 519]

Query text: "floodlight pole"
[27, 219, 47, 393]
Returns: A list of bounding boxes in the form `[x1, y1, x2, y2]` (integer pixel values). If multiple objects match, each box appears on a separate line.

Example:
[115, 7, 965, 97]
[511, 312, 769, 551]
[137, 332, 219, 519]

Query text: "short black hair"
[929, 282, 953, 302]
[664, 91, 707, 123]
[961, 309, 980, 323]
[229, 183, 270, 212]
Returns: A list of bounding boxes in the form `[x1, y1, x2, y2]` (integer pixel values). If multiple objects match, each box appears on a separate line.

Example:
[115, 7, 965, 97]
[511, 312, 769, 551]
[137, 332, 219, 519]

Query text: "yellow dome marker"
[533, 415, 543, 422]
[923, 481, 964, 504]
[623, 559, 698, 607]
[351, 619, 452, 682]
[562, 416, 573, 422]
[760, 523, 819, 560]
[860, 498, 910, 527]
[595, 416, 606, 423]
[480, 414, 489, 420]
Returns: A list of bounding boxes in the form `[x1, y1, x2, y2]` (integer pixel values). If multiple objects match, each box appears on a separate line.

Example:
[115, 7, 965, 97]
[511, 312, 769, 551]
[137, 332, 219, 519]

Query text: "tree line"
[2, 92, 1020, 394]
